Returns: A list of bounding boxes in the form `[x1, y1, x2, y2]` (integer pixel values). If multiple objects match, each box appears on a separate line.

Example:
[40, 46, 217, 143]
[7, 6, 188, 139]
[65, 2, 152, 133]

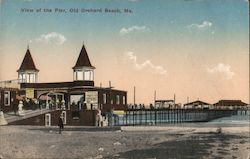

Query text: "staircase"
[4, 109, 53, 124]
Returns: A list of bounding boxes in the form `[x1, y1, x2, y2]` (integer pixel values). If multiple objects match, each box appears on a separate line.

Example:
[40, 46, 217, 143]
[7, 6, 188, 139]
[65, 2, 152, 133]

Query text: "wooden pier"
[108, 109, 249, 126]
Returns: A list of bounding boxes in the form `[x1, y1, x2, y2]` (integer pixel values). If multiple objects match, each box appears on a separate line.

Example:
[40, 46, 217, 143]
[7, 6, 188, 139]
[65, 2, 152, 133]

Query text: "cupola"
[17, 46, 39, 83]
[72, 44, 95, 81]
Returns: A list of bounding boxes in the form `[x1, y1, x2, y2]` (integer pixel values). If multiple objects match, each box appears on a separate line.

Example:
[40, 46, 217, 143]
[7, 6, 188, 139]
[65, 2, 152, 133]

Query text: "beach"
[0, 123, 249, 159]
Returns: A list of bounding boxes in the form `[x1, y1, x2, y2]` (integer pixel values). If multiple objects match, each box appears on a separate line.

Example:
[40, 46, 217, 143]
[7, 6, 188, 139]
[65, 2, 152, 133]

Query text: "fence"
[107, 109, 240, 126]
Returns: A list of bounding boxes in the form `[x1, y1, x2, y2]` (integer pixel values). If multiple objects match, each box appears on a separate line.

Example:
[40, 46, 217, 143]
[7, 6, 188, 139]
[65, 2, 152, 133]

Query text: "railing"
[108, 109, 239, 126]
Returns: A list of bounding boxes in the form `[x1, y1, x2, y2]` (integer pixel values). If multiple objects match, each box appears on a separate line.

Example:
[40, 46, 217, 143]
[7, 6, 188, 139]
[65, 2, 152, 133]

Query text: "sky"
[0, 0, 249, 105]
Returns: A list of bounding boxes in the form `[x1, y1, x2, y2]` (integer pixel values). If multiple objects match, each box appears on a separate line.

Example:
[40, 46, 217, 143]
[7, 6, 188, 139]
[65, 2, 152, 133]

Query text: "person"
[58, 115, 64, 134]
[13, 101, 18, 115]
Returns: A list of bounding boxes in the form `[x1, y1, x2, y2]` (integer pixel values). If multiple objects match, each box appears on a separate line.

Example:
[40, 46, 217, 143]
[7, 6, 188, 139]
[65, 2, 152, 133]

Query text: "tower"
[73, 44, 95, 82]
[17, 46, 39, 83]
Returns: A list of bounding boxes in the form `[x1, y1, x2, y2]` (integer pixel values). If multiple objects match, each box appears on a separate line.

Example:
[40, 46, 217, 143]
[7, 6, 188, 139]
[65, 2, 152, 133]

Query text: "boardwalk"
[108, 109, 249, 126]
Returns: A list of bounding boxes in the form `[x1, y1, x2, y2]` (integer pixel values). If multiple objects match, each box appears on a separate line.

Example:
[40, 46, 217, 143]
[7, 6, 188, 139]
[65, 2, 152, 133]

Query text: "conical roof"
[73, 44, 95, 69]
[17, 48, 39, 72]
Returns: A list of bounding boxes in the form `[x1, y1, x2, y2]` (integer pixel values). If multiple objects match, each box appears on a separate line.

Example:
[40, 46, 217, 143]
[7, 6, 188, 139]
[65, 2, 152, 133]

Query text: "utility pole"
[154, 90, 156, 106]
[174, 94, 176, 104]
[109, 81, 111, 88]
[133, 86, 136, 105]
[174, 93, 176, 108]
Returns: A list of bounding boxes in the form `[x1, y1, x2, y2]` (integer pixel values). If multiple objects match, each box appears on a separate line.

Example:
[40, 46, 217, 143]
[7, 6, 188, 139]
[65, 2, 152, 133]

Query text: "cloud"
[125, 52, 167, 75]
[206, 63, 235, 79]
[187, 21, 213, 32]
[32, 32, 66, 45]
[120, 26, 150, 36]
[188, 21, 212, 29]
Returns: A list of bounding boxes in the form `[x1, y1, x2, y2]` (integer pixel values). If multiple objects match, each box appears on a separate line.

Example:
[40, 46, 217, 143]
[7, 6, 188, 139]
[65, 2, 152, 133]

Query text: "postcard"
[0, 0, 249, 158]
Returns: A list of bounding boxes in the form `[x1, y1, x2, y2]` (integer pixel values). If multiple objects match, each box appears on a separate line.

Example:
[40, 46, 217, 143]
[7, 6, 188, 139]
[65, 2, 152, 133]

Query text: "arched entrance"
[38, 91, 66, 110]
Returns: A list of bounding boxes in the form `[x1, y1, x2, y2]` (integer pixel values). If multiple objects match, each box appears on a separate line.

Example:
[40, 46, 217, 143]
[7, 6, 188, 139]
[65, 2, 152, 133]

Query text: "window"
[70, 95, 84, 105]
[27, 74, 30, 83]
[19, 74, 23, 82]
[74, 71, 83, 80]
[73, 72, 77, 80]
[29, 74, 36, 83]
[70, 95, 84, 110]
[116, 95, 120, 105]
[103, 94, 107, 104]
[61, 111, 67, 124]
[26, 73, 34, 83]
[77, 71, 84, 80]
[19, 73, 26, 83]
[4, 91, 10, 106]
[84, 71, 91, 80]
[123, 96, 126, 105]
[74, 70, 94, 81]
[84, 70, 94, 81]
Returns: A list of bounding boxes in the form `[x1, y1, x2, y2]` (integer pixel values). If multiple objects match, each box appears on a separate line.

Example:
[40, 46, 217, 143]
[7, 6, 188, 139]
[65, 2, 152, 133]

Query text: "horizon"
[0, 0, 249, 105]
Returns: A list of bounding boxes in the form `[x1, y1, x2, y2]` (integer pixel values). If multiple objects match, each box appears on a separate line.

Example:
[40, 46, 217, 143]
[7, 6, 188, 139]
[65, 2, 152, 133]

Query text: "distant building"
[213, 100, 248, 110]
[183, 100, 211, 109]
[155, 100, 179, 109]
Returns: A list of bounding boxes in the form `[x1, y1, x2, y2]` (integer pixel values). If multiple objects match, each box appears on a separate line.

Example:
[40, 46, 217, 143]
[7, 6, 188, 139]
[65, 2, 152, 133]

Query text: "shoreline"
[0, 125, 249, 159]
[0, 123, 249, 136]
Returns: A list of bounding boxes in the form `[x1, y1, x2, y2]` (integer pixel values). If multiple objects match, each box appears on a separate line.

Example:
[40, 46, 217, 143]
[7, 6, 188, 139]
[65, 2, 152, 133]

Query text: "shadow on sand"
[107, 133, 247, 159]
[27, 126, 121, 132]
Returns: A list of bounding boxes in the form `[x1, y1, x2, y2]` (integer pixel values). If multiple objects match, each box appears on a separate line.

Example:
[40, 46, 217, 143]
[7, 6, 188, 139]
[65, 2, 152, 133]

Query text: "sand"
[0, 125, 249, 159]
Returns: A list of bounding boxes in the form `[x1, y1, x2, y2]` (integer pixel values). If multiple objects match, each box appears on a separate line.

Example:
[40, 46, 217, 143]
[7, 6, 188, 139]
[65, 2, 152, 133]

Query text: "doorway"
[45, 113, 51, 126]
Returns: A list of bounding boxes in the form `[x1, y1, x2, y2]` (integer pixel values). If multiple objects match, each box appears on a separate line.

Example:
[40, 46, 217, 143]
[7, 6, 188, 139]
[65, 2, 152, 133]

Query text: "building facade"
[0, 44, 127, 126]
[183, 100, 211, 109]
[0, 87, 19, 113]
[213, 100, 248, 110]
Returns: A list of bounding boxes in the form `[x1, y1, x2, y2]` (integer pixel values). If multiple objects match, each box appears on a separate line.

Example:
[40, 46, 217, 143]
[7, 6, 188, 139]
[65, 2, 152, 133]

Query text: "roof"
[73, 44, 95, 69]
[20, 81, 127, 93]
[155, 100, 174, 103]
[20, 81, 94, 89]
[184, 100, 210, 106]
[214, 100, 248, 106]
[17, 48, 39, 72]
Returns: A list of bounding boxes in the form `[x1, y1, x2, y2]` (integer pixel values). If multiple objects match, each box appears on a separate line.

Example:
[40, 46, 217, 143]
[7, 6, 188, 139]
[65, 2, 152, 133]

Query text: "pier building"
[0, 44, 127, 126]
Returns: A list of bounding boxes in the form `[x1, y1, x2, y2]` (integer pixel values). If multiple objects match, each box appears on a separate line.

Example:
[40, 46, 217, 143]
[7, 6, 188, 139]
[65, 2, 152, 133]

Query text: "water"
[208, 115, 250, 125]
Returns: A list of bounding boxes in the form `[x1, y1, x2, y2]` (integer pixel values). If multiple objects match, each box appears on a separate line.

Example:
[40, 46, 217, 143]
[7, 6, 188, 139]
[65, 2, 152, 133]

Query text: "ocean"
[208, 114, 250, 125]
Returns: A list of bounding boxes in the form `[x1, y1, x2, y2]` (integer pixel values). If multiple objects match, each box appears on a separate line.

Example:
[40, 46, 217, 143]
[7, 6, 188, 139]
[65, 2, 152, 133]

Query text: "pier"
[108, 109, 250, 126]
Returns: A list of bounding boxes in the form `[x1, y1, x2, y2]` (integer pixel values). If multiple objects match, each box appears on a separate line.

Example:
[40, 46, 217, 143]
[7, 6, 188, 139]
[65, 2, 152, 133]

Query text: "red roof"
[17, 48, 39, 72]
[214, 100, 248, 106]
[73, 44, 95, 69]
[184, 100, 210, 106]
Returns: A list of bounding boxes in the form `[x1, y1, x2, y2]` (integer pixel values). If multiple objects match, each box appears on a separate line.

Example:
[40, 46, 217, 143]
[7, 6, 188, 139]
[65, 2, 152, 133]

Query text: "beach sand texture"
[0, 125, 249, 159]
